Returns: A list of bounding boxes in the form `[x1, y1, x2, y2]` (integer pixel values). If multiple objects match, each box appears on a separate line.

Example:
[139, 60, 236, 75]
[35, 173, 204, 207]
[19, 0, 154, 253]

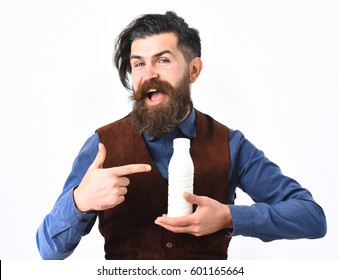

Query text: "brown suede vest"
[96, 110, 232, 259]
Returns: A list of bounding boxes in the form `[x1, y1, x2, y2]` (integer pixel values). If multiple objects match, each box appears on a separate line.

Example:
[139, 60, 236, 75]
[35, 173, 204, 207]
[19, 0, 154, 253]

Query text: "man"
[36, 11, 326, 260]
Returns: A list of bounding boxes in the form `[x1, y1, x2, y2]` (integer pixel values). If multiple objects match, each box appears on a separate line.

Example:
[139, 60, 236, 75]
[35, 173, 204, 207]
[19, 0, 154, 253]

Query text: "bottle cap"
[173, 138, 190, 148]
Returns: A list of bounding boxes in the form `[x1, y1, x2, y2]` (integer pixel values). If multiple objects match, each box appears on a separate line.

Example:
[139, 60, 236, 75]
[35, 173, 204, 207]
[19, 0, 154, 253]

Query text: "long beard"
[130, 73, 192, 138]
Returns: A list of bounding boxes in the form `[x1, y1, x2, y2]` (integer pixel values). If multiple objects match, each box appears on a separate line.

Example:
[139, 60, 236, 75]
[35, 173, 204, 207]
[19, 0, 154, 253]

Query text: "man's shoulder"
[96, 114, 132, 133]
[194, 108, 244, 144]
[195, 109, 229, 131]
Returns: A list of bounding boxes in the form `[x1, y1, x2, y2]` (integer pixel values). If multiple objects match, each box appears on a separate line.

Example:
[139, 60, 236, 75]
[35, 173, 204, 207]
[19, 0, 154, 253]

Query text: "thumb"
[91, 143, 106, 169]
[183, 192, 202, 205]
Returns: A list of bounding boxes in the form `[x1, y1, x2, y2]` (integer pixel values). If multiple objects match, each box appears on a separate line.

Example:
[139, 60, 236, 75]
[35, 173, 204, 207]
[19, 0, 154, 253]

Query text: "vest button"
[166, 242, 173, 249]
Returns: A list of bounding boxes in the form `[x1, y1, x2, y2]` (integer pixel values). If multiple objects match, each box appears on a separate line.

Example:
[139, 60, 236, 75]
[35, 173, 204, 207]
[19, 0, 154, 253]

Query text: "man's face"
[130, 32, 190, 105]
[129, 32, 193, 137]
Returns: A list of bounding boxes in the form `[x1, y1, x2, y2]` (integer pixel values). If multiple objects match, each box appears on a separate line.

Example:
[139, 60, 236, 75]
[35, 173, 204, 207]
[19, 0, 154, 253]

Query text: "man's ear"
[189, 57, 203, 83]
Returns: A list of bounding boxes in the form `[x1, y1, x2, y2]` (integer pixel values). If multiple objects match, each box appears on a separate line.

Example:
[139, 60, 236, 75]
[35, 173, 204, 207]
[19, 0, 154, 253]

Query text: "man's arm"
[36, 134, 100, 259]
[228, 130, 327, 241]
[36, 134, 152, 259]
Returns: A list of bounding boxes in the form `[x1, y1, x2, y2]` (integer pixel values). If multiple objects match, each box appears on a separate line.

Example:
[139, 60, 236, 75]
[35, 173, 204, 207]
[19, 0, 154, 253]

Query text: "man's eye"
[134, 62, 144, 68]
[158, 58, 170, 63]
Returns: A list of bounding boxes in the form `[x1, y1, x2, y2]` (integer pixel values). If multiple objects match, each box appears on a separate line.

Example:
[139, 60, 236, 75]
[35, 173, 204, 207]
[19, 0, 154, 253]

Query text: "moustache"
[133, 80, 174, 102]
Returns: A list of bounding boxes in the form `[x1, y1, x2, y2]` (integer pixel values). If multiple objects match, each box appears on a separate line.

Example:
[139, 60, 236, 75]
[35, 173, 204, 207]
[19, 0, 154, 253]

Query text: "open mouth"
[146, 88, 158, 99]
[145, 88, 166, 104]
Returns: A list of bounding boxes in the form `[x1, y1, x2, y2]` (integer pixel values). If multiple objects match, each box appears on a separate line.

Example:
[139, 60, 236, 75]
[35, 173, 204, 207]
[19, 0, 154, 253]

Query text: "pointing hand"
[73, 143, 152, 212]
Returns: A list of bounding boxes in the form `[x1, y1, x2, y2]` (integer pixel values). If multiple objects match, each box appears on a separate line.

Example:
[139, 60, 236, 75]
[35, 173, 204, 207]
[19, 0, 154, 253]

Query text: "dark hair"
[114, 11, 201, 90]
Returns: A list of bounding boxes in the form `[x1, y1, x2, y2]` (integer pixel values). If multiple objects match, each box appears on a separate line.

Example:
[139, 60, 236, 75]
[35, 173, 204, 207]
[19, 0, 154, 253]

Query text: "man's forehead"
[130, 33, 179, 57]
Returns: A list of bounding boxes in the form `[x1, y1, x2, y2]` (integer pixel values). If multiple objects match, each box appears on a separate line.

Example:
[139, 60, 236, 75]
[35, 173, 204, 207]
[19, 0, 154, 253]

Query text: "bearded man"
[36, 11, 326, 260]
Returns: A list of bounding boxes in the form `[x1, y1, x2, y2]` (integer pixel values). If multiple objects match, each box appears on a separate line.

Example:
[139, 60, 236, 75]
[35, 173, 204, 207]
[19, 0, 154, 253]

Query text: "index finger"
[107, 164, 152, 177]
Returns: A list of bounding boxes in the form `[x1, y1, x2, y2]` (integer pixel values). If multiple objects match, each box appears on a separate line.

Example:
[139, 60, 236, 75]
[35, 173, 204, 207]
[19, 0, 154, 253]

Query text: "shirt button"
[166, 242, 173, 249]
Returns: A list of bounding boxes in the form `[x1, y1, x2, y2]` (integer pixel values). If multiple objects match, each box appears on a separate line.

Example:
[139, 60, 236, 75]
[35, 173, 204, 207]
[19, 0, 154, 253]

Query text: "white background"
[0, 0, 338, 260]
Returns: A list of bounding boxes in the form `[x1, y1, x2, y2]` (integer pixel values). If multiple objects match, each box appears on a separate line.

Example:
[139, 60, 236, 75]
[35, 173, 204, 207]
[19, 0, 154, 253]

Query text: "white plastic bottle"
[167, 138, 194, 217]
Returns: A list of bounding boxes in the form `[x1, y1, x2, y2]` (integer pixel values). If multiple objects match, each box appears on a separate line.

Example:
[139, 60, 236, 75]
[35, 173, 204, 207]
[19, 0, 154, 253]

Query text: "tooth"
[147, 89, 157, 93]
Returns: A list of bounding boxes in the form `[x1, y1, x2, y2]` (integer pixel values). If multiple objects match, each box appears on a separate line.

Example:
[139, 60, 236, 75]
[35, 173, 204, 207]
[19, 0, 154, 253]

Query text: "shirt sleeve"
[228, 130, 327, 242]
[36, 134, 100, 259]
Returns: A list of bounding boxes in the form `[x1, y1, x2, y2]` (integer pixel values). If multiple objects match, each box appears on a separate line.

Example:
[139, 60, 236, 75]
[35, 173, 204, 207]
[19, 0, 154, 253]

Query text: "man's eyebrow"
[130, 50, 174, 61]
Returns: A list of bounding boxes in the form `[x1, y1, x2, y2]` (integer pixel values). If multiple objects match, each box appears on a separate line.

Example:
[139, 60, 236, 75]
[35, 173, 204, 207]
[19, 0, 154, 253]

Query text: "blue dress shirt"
[36, 109, 326, 259]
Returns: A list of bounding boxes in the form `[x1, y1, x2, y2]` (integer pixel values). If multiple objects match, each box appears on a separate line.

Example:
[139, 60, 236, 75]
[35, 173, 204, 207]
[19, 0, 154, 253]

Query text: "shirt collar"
[143, 108, 196, 141]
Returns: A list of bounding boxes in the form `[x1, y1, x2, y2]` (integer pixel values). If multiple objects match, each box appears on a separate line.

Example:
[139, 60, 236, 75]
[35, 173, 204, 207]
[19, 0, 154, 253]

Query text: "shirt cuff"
[228, 204, 255, 237]
[53, 187, 96, 230]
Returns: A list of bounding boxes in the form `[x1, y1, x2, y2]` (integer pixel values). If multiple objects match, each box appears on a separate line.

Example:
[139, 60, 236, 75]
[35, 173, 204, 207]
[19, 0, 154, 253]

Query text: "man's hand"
[73, 143, 152, 212]
[154, 192, 233, 236]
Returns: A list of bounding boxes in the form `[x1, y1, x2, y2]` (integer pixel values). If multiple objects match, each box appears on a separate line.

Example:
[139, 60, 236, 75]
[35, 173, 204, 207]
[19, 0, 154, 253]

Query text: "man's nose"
[143, 65, 159, 81]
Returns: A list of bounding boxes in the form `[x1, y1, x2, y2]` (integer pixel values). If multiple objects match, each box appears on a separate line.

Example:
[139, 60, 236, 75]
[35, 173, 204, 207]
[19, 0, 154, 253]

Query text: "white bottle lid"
[173, 138, 190, 148]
